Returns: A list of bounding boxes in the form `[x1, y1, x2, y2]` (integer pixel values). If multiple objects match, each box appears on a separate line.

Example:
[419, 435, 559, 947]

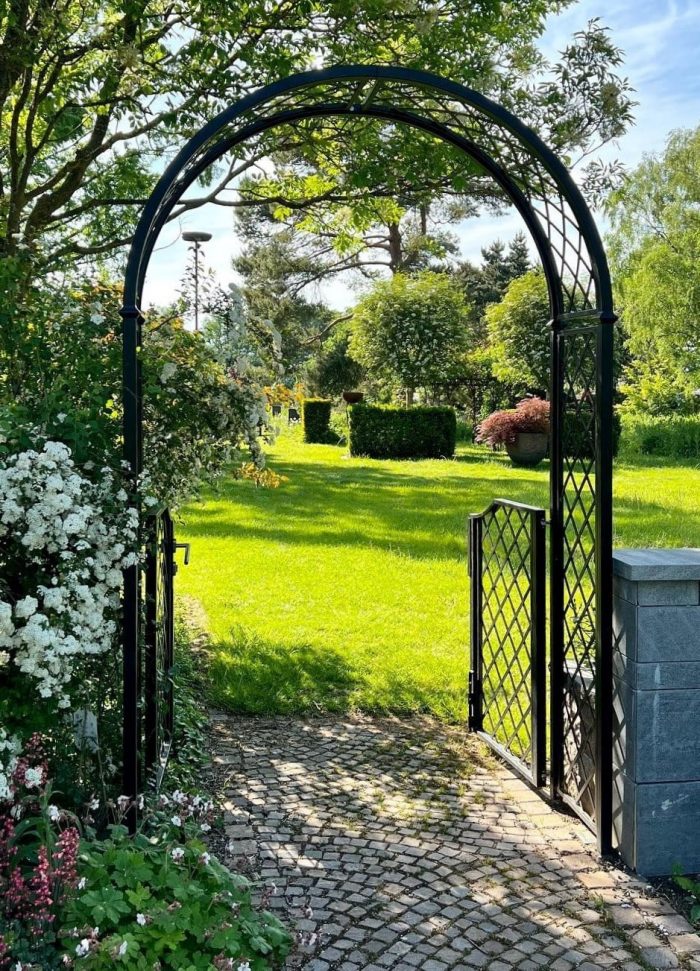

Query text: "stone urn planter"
[342, 390, 364, 404]
[475, 397, 550, 468]
[505, 431, 549, 467]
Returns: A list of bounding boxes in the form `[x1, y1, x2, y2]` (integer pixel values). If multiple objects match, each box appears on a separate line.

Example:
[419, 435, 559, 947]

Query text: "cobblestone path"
[211, 714, 700, 971]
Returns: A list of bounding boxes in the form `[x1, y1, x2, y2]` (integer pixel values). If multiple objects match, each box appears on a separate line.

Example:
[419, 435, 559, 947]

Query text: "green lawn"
[176, 428, 700, 721]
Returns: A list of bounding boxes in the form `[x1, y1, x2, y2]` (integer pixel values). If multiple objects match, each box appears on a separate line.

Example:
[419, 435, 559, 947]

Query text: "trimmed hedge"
[348, 403, 457, 459]
[620, 413, 700, 459]
[302, 398, 332, 443]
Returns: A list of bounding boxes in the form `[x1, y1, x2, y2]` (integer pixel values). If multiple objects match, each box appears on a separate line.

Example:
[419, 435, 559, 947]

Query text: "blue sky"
[145, 0, 700, 311]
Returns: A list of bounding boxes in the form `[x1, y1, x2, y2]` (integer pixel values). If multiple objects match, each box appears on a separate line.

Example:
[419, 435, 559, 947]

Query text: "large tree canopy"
[230, 18, 632, 296]
[0, 1, 633, 278]
[606, 126, 700, 414]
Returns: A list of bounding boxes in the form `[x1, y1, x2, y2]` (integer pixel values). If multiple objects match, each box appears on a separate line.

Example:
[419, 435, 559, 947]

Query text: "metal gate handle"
[174, 542, 191, 565]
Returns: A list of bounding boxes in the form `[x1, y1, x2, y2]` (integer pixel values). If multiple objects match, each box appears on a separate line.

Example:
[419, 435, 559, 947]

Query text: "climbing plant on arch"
[121, 66, 616, 854]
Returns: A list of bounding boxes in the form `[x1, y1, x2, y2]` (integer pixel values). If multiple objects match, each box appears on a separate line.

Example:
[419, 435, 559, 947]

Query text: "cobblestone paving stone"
[210, 714, 700, 971]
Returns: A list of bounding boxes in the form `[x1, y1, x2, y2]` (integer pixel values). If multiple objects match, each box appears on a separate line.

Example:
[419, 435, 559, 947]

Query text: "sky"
[144, 0, 700, 313]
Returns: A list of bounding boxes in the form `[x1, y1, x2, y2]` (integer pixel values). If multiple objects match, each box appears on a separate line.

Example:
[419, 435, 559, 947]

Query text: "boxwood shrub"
[302, 398, 332, 443]
[348, 403, 457, 459]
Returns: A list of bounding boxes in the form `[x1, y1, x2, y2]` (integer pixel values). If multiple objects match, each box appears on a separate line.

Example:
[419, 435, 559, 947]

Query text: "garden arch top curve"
[121, 64, 615, 854]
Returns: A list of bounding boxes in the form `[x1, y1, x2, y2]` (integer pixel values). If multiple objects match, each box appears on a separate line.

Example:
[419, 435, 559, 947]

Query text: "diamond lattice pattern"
[560, 327, 598, 819]
[480, 505, 535, 768]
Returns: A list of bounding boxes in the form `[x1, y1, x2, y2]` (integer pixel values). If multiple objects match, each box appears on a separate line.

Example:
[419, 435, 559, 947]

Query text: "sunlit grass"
[175, 426, 700, 721]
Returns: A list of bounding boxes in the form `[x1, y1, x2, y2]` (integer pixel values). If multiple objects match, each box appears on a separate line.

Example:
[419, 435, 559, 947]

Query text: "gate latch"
[174, 542, 191, 565]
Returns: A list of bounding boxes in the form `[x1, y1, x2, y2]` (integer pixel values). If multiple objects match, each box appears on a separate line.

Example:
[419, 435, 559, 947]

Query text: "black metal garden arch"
[121, 65, 616, 855]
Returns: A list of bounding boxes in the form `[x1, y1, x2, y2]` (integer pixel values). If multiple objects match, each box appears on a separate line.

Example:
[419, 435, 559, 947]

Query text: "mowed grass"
[176, 427, 700, 721]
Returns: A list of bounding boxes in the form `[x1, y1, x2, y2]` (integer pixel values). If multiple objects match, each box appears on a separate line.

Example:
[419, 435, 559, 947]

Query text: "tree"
[606, 127, 700, 414]
[349, 271, 471, 405]
[304, 321, 365, 398]
[485, 269, 551, 396]
[233, 234, 336, 378]
[455, 232, 532, 326]
[1, 0, 634, 279]
[228, 19, 633, 295]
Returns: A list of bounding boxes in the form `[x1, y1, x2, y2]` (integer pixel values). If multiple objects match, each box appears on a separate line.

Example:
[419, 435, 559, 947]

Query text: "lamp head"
[182, 231, 213, 243]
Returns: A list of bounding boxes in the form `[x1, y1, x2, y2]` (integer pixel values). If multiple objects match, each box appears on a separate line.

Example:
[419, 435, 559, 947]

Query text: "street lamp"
[182, 230, 212, 332]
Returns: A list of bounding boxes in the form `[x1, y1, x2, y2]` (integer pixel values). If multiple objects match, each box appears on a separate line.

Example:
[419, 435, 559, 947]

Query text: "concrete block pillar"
[612, 548, 700, 876]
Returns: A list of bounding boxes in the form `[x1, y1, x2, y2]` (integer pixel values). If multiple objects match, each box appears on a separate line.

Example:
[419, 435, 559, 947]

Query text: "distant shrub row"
[302, 398, 333, 443]
[348, 403, 456, 459]
[620, 413, 700, 459]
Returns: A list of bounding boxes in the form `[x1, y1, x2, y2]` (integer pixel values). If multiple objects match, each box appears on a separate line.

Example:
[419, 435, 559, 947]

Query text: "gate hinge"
[468, 671, 481, 729]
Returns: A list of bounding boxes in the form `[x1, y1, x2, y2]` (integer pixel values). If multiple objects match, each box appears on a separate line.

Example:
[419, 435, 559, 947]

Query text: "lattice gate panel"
[551, 312, 613, 839]
[469, 500, 547, 788]
[144, 509, 175, 788]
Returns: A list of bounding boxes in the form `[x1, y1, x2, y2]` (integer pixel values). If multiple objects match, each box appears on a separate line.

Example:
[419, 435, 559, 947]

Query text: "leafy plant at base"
[672, 869, 700, 926]
[61, 826, 289, 969]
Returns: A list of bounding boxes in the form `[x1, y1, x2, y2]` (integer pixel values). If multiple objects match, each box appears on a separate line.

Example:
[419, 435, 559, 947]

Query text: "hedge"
[562, 404, 621, 459]
[620, 413, 700, 459]
[302, 398, 332, 443]
[348, 403, 457, 459]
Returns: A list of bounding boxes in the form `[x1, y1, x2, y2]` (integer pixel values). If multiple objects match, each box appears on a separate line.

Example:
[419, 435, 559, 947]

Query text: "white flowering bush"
[0, 439, 137, 710]
[0, 727, 21, 802]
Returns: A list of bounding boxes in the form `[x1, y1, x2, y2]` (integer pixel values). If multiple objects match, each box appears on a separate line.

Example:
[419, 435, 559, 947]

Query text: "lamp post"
[182, 230, 212, 331]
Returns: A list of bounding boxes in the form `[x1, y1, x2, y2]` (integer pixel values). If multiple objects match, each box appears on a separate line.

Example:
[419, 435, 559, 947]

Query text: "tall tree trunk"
[405, 386, 414, 407]
[388, 222, 403, 273]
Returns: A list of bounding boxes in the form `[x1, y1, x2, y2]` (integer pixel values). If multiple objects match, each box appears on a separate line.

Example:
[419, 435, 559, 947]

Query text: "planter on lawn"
[505, 431, 548, 467]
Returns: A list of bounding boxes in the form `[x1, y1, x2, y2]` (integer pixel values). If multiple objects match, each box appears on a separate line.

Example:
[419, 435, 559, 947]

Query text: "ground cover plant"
[177, 428, 700, 720]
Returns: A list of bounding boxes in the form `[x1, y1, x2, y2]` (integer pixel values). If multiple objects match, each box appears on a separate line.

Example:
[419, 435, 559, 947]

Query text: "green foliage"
[455, 233, 532, 327]
[305, 323, 365, 399]
[672, 870, 700, 926]
[0, 276, 262, 507]
[620, 413, 700, 459]
[607, 127, 700, 416]
[61, 826, 290, 969]
[1, 0, 635, 276]
[302, 398, 333, 444]
[485, 269, 551, 395]
[348, 403, 456, 459]
[349, 272, 471, 401]
[233, 19, 632, 289]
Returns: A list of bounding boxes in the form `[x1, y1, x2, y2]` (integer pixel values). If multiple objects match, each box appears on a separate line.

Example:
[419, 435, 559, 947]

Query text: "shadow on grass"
[182, 456, 550, 563]
[208, 626, 362, 716]
[205, 625, 466, 721]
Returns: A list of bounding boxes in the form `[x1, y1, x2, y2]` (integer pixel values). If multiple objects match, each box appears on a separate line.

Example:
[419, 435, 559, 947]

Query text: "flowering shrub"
[0, 437, 137, 711]
[0, 735, 82, 969]
[0, 735, 290, 969]
[476, 396, 550, 447]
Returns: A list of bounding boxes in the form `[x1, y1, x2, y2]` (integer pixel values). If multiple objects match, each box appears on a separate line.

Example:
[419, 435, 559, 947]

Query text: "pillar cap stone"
[613, 548, 700, 581]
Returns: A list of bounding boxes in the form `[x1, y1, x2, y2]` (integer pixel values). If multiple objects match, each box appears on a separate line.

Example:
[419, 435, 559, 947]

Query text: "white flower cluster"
[0, 728, 20, 801]
[0, 441, 138, 708]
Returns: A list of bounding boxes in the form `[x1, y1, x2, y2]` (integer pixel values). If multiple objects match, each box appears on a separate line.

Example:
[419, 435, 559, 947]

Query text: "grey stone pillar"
[612, 549, 700, 876]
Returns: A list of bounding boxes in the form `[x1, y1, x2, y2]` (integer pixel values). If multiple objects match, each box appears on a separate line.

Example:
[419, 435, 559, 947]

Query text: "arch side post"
[596, 313, 616, 857]
[121, 303, 143, 832]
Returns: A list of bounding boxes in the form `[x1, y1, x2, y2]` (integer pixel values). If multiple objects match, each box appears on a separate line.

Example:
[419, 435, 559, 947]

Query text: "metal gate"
[468, 500, 547, 789]
[143, 509, 177, 789]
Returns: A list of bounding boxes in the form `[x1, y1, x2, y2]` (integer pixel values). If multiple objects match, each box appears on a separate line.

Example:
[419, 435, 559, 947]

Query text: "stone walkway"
[210, 713, 700, 971]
